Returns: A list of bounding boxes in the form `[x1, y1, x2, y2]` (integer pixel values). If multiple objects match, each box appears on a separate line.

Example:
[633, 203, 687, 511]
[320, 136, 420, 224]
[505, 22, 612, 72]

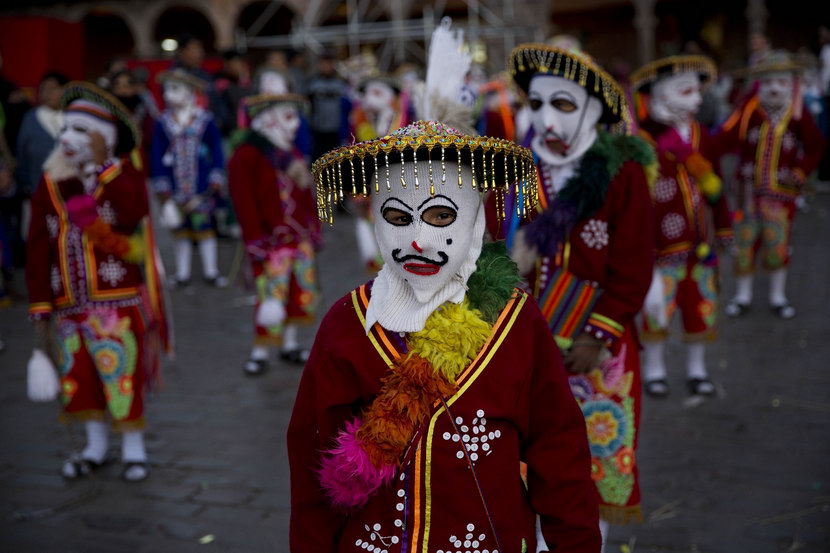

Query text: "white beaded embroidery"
[98, 256, 127, 286]
[660, 213, 686, 240]
[442, 409, 501, 464]
[435, 523, 495, 553]
[580, 219, 609, 250]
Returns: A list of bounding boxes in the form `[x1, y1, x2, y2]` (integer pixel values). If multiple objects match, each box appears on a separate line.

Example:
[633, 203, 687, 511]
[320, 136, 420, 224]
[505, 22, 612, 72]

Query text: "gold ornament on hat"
[311, 120, 538, 224]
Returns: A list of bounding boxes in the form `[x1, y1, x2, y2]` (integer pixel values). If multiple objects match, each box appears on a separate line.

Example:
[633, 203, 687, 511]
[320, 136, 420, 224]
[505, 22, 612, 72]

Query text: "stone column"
[633, 0, 657, 65]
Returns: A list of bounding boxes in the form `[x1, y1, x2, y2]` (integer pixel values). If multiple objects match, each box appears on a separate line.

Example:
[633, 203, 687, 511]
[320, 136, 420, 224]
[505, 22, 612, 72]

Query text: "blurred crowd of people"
[2, 23, 830, 545]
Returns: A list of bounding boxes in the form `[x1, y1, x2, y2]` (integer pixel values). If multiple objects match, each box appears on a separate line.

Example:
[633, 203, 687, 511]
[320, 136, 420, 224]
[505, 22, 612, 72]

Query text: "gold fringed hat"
[508, 43, 628, 125]
[630, 55, 718, 93]
[157, 68, 208, 92]
[747, 50, 803, 76]
[311, 120, 538, 224]
[243, 93, 308, 119]
[61, 81, 141, 156]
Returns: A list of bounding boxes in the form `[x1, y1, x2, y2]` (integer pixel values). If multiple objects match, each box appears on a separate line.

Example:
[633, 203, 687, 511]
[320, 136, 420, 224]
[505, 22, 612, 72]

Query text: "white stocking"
[283, 324, 299, 351]
[175, 239, 193, 281]
[734, 274, 753, 305]
[250, 345, 269, 361]
[599, 518, 610, 553]
[82, 420, 109, 463]
[768, 268, 788, 306]
[686, 342, 708, 380]
[121, 431, 147, 462]
[642, 341, 667, 381]
[198, 236, 219, 279]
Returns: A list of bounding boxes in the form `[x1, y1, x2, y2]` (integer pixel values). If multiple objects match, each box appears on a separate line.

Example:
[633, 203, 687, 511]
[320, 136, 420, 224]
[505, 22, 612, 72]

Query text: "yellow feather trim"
[408, 299, 492, 381]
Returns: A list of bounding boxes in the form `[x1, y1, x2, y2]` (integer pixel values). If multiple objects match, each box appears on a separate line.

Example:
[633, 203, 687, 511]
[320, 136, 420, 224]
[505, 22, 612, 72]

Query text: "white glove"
[256, 298, 286, 328]
[510, 228, 538, 276]
[643, 268, 667, 329]
[159, 199, 182, 229]
[27, 348, 60, 402]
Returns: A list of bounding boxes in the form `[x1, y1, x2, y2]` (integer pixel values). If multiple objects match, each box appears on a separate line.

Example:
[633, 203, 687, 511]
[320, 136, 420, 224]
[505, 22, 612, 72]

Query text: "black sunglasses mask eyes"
[528, 96, 579, 113]
[382, 205, 458, 228]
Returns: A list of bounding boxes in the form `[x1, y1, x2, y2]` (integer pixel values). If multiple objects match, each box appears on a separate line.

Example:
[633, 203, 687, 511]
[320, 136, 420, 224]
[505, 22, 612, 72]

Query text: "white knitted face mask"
[650, 71, 702, 125]
[59, 111, 116, 166]
[528, 74, 602, 165]
[372, 160, 484, 304]
[251, 104, 300, 150]
[759, 72, 793, 111]
[362, 81, 396, 113]
[163, 81, 195, 109]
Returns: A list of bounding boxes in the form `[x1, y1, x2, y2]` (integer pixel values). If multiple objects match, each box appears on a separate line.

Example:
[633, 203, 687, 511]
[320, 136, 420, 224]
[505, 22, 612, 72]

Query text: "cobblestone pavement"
[1, 195, 828, 553]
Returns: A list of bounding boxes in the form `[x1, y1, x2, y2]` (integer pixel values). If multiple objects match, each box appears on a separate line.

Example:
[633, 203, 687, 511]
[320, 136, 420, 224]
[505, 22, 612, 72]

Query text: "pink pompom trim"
[318, 418, 396, 509]
[66, 194, 99, 228]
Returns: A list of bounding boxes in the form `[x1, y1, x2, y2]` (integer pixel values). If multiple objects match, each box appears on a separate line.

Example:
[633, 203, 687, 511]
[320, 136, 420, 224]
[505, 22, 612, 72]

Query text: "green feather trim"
[466, 241, 522, 323]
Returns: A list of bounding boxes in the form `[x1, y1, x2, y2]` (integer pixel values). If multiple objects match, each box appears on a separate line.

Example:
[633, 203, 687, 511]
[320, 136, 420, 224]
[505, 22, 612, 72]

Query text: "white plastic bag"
[256, 298, 286, 328]
[27, 349, 60, 402]
[159, 199, 182, 230]
[643, 268, 668, 329]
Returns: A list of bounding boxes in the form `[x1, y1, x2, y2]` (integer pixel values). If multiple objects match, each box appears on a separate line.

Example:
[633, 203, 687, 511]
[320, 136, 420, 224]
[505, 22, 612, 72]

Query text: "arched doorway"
[153, 5, 217, 53]
[82, 10, 135, 80]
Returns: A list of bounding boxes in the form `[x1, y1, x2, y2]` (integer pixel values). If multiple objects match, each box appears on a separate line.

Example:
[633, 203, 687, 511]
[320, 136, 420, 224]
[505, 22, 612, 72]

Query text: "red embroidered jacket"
[288, 285, 601, 553]
[26, 160, 149, 319]
[715, 96, 826, 203]
[228, 132, 321, 257]
[638, 119, 733, 264]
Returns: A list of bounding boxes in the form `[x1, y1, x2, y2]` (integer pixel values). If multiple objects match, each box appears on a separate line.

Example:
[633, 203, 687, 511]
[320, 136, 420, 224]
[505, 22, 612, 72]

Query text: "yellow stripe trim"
[351, 289, 394, 368]
[421, 293, 528, 552]
[769, 109, 792, 193]
[589, 312, 623, 332]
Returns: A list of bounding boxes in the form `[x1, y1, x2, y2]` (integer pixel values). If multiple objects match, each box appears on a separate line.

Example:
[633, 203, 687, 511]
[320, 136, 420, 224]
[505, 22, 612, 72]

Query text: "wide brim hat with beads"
[508, 43, 628, 125]
[157, 68, 208, 92]
[747, 50, 803, 76]
[60, 81, 140, 156]
[243, 93, 309, 119]
[357, 75, 402, 95]
[311, 120, 538, 224]
[629, 55, 718, 93]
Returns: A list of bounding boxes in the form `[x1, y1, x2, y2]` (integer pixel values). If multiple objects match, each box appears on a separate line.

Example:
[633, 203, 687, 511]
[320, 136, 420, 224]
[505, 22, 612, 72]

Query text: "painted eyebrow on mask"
[381, 197, 413, 212]
[417, 194, 459, 211]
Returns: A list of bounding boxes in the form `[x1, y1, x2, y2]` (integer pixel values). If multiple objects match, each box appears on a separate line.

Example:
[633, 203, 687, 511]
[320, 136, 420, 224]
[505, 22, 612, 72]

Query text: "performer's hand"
[66, 194, 99, 228]
[564, 333, 605, 374]
[287, 159, 314, 190]
[89, 131, 108, 166]
[32, 318, 60, 366]
[510, 228, 538, 276]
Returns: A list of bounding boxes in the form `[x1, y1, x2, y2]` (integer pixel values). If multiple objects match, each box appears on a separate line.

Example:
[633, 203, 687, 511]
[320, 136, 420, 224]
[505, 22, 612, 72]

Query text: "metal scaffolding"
[239, 0, 544, 72]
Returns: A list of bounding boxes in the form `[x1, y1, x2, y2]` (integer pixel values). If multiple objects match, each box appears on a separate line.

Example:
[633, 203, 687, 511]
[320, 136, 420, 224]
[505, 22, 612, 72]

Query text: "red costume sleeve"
[25, 176, 54, 318]
[519, 302, 602, 552]
[287, 301, 359, 553]
[228, 145, 268, 245]
[794, 110, 827, 178]
[588, 161, 655, 336]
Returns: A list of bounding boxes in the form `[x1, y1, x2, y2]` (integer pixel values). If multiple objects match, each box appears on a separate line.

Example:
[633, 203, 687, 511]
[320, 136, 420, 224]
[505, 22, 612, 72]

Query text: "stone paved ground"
[1, 195, 828, 553]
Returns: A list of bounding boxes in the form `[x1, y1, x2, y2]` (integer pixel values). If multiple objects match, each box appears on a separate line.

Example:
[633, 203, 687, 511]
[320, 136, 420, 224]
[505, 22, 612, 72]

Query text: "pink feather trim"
[65, 194, 99, 229]
[318, 418, 396, 509]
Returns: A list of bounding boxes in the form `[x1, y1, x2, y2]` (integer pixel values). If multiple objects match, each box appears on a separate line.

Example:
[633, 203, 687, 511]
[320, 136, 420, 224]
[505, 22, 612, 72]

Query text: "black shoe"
[243, 358, 269, 376]
[204, 275, 228, 288]
[279, 349, 310, 365]
[61, 452, 114, 479]
[770, 302, 796, 319]
[724, 300, 750, 317]
[171, 278, 192, 290]
[644, 378, 670, 398]
[122, 461, 150, 482]
[687, 377, 716, 397]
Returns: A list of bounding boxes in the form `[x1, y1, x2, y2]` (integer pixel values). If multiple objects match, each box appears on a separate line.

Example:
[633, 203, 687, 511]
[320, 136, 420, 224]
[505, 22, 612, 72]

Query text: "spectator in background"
[305, 53, 350, 160]
[0, 51, 30, 156]
[16, 72, 68, 215]
[748, 31, 771, 67]
[173, 34, 225, 130]
[287, 50, 308, 95]
[818, 25, 830, 186]
[215, 49, 252, 135]
[110, 70, 156, 157]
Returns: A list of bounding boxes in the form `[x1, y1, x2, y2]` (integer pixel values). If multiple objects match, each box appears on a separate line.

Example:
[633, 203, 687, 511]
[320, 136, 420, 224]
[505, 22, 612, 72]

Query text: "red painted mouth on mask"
[403, 263, 441, 276]
[545, 137, 570, 154]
